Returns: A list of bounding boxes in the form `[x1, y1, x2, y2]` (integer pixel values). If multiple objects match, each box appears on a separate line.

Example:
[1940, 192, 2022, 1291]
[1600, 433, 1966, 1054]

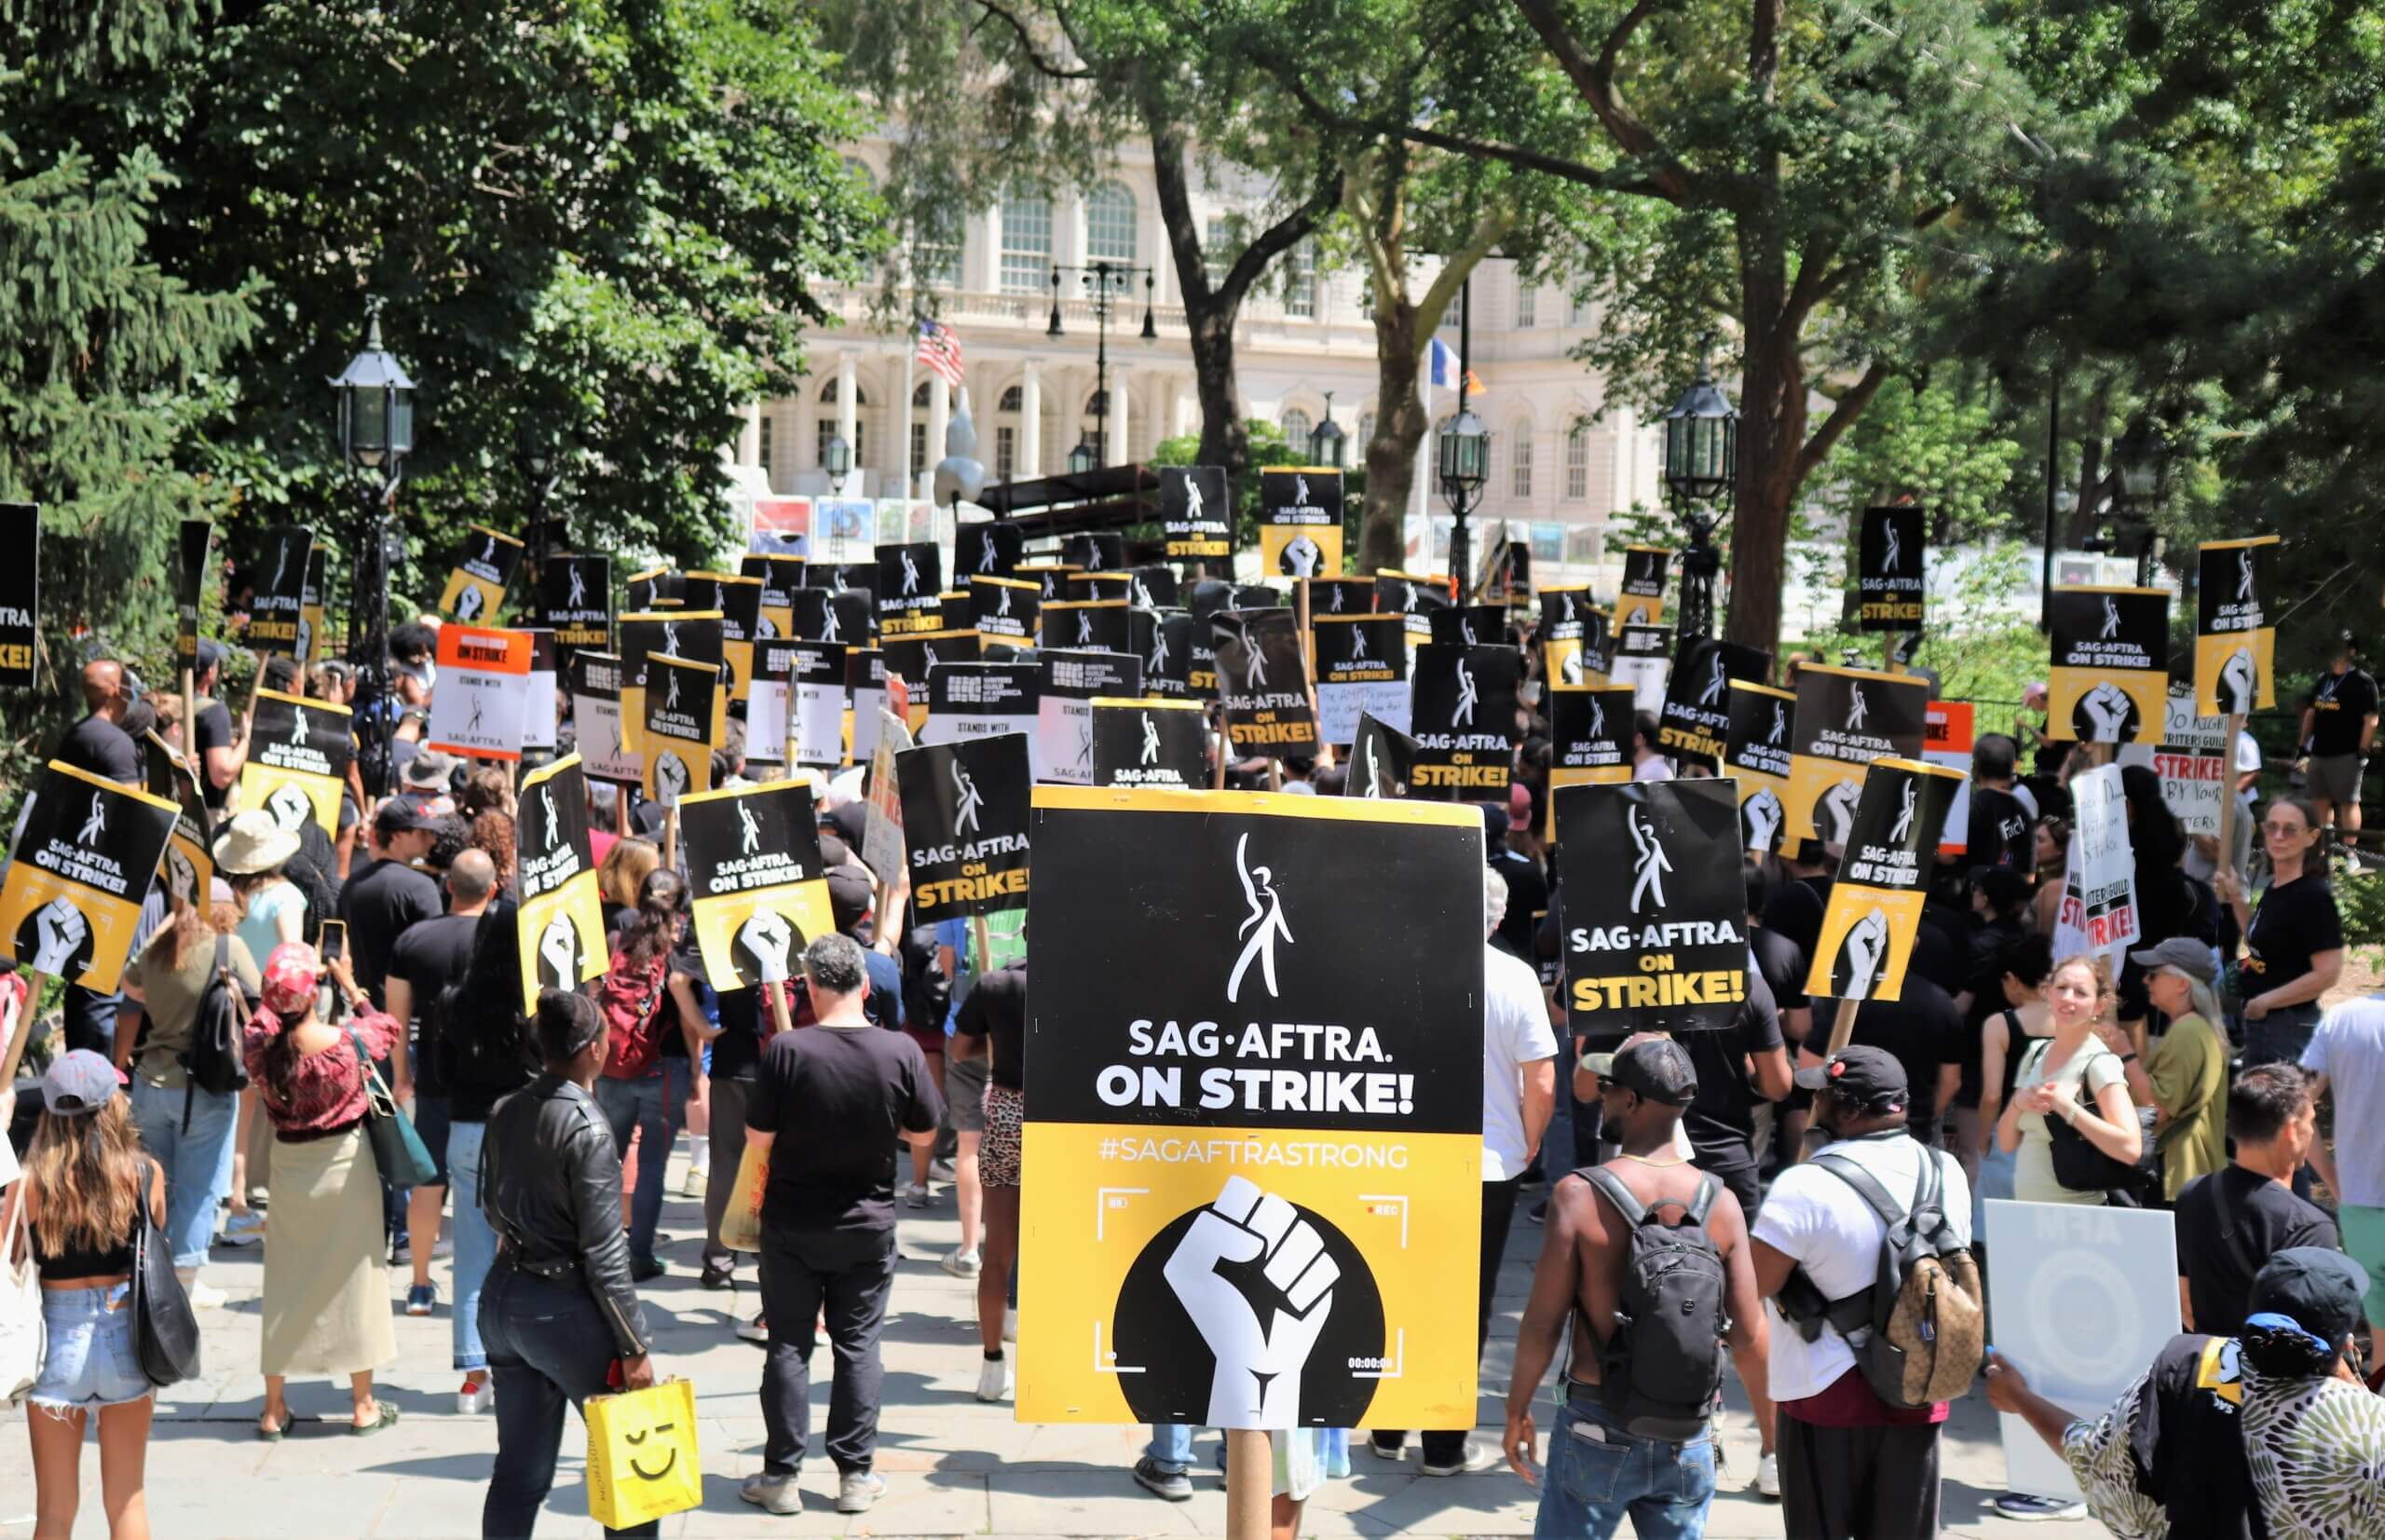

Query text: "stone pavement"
[2, 1143, 2105, 1538]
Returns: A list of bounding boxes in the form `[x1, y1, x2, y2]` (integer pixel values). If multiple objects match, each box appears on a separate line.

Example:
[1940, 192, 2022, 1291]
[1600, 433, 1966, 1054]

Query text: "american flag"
[915, 319, 965, 388]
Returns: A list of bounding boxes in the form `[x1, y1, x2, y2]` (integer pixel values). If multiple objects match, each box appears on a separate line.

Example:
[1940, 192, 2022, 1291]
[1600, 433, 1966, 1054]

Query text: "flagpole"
[1413, 368, 1433, 566]
[900, 323, 917, 501]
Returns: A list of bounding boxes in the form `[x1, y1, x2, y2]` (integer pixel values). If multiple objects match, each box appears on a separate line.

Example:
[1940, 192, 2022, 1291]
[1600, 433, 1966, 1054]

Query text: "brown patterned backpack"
[1800, 1146, 1985, 1408]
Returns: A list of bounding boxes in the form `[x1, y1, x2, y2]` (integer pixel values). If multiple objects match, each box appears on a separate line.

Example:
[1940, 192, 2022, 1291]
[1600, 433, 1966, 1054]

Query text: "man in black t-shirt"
[1480, 804, 1547, 961]
[190, 640, 246, 811]
[2300, 635, 2378, 841]
[1805, 974, 1966, 1148]
[2174, 1064, 2340, 1335]
[742, 934, 939, 1518]
[384, 849, 495, 1320]
[56, 659, 142, 784]
[1761, 841, 1836, 961]
[1679, 955, 1791, 1217]
[1966, 733, 2033, 871]
[339, 799, 443, 1008]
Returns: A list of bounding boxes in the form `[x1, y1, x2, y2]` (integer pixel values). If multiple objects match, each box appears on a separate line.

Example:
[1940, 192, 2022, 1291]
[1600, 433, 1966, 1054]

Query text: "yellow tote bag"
[719, 1142, 769, 1253]
[585, 1377, 702, 1530]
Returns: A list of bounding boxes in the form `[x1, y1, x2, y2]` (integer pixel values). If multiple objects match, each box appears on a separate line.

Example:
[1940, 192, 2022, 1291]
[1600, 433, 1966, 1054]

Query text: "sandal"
[257, 1411, 292, 1441]
[348, 1402, 401, 1437]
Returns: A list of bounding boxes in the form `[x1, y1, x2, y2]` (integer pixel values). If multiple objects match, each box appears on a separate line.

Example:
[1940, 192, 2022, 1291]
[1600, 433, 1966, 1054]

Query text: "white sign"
[425, 624, 533, 761]
[574, 692, 637, 783]
[745, 677, 790, 766]
[1984, 1199, 2182, 1500]
[1031, 649, 1141, 785]
[2119, 686, 2226, 836]
[1610, 650, 1669, 717]
[861, 709, 913, 882]
[2051, 763, 2139, 963]
[794, 672, 846, 770]
[1316, 678, 1411, 748]
[522, 632, 559, 752]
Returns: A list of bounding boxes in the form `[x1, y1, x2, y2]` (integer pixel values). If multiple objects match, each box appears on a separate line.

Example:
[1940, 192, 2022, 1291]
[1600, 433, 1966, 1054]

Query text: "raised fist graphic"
[1818, 779, 1861, 845]
[1834, 907, 1890, 1001]
[266, 783, 315, 833]
[1742, 787, 1783, 854]
[2079, 681, 2134, 743]
[654, 752, 689, 808]
[735, 910, 797, 985]
[1164, 1175, 1340, 1430]
[455, 585, 484, 621]
[26, 898, 90, 977]
[537, 912, 584, 989]
[2218, 647, 2257, 715]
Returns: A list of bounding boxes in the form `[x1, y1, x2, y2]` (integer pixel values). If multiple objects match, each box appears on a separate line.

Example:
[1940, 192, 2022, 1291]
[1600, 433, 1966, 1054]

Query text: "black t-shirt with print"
[1966, 786, 2031, 871]
[2240, 873, 2342, 1000]
[745, 1023, 939, 1233]
[2174, 1165, 2340, 1336]
[955, 961, 1028, 1091]
[1683, 960, 1783, 1152]
[2305, 665, 2379, 757]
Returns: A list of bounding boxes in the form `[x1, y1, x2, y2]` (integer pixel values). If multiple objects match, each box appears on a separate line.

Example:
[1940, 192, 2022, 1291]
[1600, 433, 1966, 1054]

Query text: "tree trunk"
[1357, 304, 1424, 573]
[1186, 305, 1248, 484]
[1724, 299, 1808, 659]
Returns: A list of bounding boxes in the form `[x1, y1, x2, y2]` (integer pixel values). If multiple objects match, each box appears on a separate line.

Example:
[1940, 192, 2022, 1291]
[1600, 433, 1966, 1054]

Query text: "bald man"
[58, 658, 142, 784]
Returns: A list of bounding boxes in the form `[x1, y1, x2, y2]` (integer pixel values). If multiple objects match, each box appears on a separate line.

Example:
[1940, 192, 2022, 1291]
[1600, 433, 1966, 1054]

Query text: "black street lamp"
[823, 431, 853, 494]
[2106, 421, 2167, 586]
[1067, 437, 1097, 477]
[1438, 279, 1488, 593]
[1660, 343, 1738, 639]
[515, 425, 559, 580]
[1312, 390, 1347, 470]
[330, 296, 416, 798]
[1047, 260, 1157, 472]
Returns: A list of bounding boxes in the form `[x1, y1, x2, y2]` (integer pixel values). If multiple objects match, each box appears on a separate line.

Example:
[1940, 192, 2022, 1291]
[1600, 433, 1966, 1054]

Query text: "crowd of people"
[1, 603, 2380, 1540]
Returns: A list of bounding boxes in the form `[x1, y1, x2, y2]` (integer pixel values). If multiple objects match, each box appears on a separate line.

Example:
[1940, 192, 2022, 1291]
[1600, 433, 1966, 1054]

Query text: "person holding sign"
[2216, 794, 2344, 1069]
[1997, 953, 2142, 1206]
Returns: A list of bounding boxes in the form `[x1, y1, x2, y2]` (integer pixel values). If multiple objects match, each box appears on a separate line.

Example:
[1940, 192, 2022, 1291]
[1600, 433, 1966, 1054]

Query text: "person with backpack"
[1502, 1039, 1770, 1538]
[594, 867, 710, 1281]
[115, 878, 261, 1307]
[1751, 1045, 1983, 1539]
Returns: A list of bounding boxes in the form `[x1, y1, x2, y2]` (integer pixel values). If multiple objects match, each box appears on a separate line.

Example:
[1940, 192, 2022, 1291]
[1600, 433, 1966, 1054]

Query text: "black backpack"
[1581, 1167, 1730, 1441]
[179, 934, 254, 1130]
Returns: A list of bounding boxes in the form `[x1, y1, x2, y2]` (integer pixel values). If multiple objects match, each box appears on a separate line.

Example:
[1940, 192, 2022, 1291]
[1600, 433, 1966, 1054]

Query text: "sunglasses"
[2260, 820, 2310, 836]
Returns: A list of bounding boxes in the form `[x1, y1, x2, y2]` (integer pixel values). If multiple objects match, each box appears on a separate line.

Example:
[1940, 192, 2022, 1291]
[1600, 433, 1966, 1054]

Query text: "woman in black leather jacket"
[478, 988, 661, 1539]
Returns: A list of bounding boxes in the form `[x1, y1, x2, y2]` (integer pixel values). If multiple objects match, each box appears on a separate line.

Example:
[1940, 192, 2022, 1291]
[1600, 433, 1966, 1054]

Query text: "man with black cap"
[338, 798, 443, 1011]
[1504, 1038, 1771, 1532]
[1751, 1044, 1973, 1537]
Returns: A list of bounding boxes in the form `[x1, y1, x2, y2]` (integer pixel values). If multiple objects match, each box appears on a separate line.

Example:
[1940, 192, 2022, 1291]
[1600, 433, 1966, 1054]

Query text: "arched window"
[1085, 182, 1138, 285]
[818, 378, 868, 406]
[1085, 388, 1109, 417]
[1566, 427, 1589, 500]
[843, 156, 877, 191]
[914, 379, 932, 407]
[1509, 421, 1534, 498]
[999, 386, 1024, 412]
[1001, 191, 1053, 293]
[1281, 408, 1314, 460]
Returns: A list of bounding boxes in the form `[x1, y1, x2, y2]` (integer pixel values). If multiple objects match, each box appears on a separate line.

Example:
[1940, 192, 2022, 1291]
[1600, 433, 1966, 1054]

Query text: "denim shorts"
[29, 1283, 153, 1412]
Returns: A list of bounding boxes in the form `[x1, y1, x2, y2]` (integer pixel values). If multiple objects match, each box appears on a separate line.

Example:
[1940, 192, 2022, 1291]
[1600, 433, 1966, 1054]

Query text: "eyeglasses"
[2260, 821, 2309, 836]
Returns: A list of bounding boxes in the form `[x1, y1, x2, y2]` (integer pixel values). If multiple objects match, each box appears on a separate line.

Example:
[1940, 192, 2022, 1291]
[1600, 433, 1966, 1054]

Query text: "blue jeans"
[1533, 1391, 1716, 1539]
[127, 1075, 238, 1270]
[477, 1262, 659, 1539]
[2242, 1004, 2323, 1070]
[593, 1059, 688, 1266]
[1147, 1423, 1194, 1472]
[447, 1120, 495, 1371]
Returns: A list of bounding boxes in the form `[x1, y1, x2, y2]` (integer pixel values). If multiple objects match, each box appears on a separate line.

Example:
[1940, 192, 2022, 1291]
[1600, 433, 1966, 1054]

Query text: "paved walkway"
[2, 1143, 2103, 1538]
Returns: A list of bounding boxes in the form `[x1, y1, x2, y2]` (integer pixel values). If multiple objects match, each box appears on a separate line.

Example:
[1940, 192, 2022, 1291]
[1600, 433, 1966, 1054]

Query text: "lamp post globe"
[1068, 438, 1097, 477]
[1661, 359, 1737, 509]
[333, 303, 416, 474]
[1312, 392, 1347, 470]
[824, 432, 852, 485]
[1438, 408, 1487, 500]
[326, 297, 416, 801]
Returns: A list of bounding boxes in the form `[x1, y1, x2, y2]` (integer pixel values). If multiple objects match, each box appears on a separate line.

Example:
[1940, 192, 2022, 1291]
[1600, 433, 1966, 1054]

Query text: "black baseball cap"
[2247, 1247, 2372, 1353]
[374, 797, 433, 838]
[1794, 1044, 1908, 1111]
[1582, 1039, 1698, 1106]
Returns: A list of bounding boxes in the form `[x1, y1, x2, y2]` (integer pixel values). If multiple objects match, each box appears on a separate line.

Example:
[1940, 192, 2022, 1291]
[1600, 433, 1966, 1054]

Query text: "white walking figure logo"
[1768, 702, 1787, 745]
[1698, 654, 1727, 706]
[1588, 696, 1605, 739]
[822, 605, 841, 644]
[1625, 603, 1648, 627]
[1077, 610, 1094, 646]
[664, 670, 681, 710]
[1140, 713, 1161, 765]
[1453, 656, 1479, 726]
[1329, 582, 1345, 612]
[1133, 575, 1153, 608]
[739, 801, 761, 853]
[2238, 549, 2255, 601]
[1183, 477, 1205, 521]
[1076, 722, 1092, 767]
[1560, 650, 1583, 685]
[567, 566, 587, 607]
[542, 787, 562, 847]
[1245, 634, 1269, 688]
[482, 534, 498, 565]
[924, 644, 941, 674]
[271, 539, 291, 593]
[1628, 806, 1670, 914]
[1358, 735, 1383, 797]
[467, 695, 484, 735]
[1460, 616, 1477, 647]
[951, 757, 983, 836]
[995, 585, 1012, 619]
[2102, 596, 2121, 639]
[1084, 541, 1103, 569]
[1888, 779, 1916, 842]
[978, 538, 996, 574]
[662, 620, 680, 655]
[900, 549, 920, 596]
[1149, 626, 1170, 674]
[1226, 832, 1292, 1003]
[1400, 582, 1418, 613]
[829, 566, 847, 592]
[1293, 474, 1311, 507]
[1847, 684, 1869, 731]
[291, 705, 309, 744]
[1349, 626, 1369, 661]
[77, 792, 106, 846]
[1882, 521, 1901, 573]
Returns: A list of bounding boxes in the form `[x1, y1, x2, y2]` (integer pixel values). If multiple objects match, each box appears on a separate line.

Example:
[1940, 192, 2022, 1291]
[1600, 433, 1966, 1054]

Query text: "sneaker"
[904, 1181, 931, 1208]
[186, 1281, 228, 1309]
[457, 1378, 494, 1415]
[1366, 1433, 1405, 1462]
[736, 1314, 770, 1344]
[835, 1471, 885, 1514]
[975, 1355, 1013, 1402]
[928, 1158, 959, 1184]
[1002, 1306, 1017, 1342]
[630, 1255, 666, 1283]
[1132, 1456, 1193, 1502]
[1419, 1439, 1502, 1477]
[1996, 1493, 2087, 1521]
[699, 1261, 735, 1290]
[680, 1165, 707, 1199]
[405, 1283, 438, 1316]
[740, 1472, 802, 1515]
[218, 1211, 266, 1247]
[1756, 1451, 1779, 1499]
[940, 1248, 981, 1279]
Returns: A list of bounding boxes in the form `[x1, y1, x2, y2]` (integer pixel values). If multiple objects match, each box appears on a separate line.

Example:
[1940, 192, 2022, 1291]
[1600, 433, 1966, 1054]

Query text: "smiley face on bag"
[621, 1411, 681, 1482]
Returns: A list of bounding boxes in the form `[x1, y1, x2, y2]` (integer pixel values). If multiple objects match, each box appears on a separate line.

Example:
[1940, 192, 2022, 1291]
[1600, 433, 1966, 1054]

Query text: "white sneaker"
[928, 1158, 958, 1183]
[1002, 1306, 1017, 1342]
[736, 1315, 770, 1344]
[186, 1281, 227, 1309]
[680, 1165, 707, 1199]
[940, 1248, 981, 1278]
[1756, 1451, 1780, 1499]
[905, 1181, 931, 1208]
[975, 1356, 1013, 1402]
[457, 1378, 494, 1415]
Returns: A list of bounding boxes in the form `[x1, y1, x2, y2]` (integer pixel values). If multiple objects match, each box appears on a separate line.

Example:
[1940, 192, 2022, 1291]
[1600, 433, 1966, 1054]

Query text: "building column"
[1110, 366, 1131, 465]
[1611, 404, 1637, 510]
[1020, 361, 1043, 481]
[1173, 380, 1197, 441]
[835, 352, 859, 494]
[926, 372, 952, 500]
[738, 400, 761, 467]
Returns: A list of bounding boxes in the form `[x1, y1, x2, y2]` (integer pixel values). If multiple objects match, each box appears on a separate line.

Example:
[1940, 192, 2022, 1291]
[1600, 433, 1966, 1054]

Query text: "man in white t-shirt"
[1370, 865, 1558, 1476]
[1751, 1045, 1972, 1539]
[2302, 993, 2385, 1372]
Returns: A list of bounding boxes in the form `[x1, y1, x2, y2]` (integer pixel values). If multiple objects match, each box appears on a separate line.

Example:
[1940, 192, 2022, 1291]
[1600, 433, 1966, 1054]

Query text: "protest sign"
[438, 525, 523, 623]
[1070, 570, 1135, 606]
[619, 609, 726, 752]
[426, 624, 533, 761]
[1348, 711, 1420, 798]
[877, 541, 944, 636]
[1724, 682, 1796, 854]
[957, 519, 1025, 579]
[922, 659, 1040, 747]
[1984, 1201, 2182, 1501]
[1658, 637, 1771, 770]
[789, 585, 871, 647]
[1212, 608, 1319, 760]
[1063, 532, 1124, 573]
[1786, 663, 1929, 847]
[861, 708, 913, 882]
[1161, 467, 1232, 559]
[1409, 644, 1520, 798]
[569, 652, 638, 784]
[1546, 685, 1635, 839]
[786, 641, 848, 770]
[298, 548, 328, 664]
[750, 496, 811, 557]
[1857, 506, 1926, 633]
[1259, 467, 1342, 579]
[1374, 569, 1447, 658]
[710, 573, 764, 702]
[849, 649, 896, 762]
[1017, 788, 1484, 1430]
[1538, 585, 1590, 688]
[897, 733, 1031, 921]
[1805, 758, 1964, 1002]
[971, 575, 1040, 649]
[174, 519, 210, 677]
[1017, 563, 1078, 604]
[1306, 577, 1370, 620]
[1426, 606, 1507, 649]
[640, 653, 718, 810]
[1091, 698, 1207, 789]
[238, 688, 354, 838]
[883, 630, 979, 715]
[679, 780, 836, 990]
[514, 756, 607, 1008]
[803, 561, 879, 606]
[1924, 701, 1977, 861]
[2052, 762, 2139, 965]
[247, 525, 314, 655]
[539, 556, 613, 659]
[2195, 537, 2276, 715]
[624, 566, 676, 611]
[2048, 586, 2170, 743]
[1311, 615, 1409, 746]
[1041, 598, 1130, 654]
[1608, 622, 1672, 715]
[1133, 609, 1195, 700]
[520, 630, 559, 752]
[1034, 649, 1143, 785]
[1556, 779, 1750, 1036]
[1577, 606, 1615, 682]
[143, 731, 212, 911]
[740, 553, 803, 642]
[1617, 545, 1669, 628]
[1128, 566, 1179, 610]
[744, 640, 795, 767]
[0, 504, 36, 688]
[1, 762, 179, 991]
[2120, 686, 2230, 837]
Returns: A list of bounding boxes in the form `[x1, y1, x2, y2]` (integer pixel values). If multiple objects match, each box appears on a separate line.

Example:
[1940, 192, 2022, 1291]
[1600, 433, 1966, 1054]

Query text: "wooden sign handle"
[2218, 711, 2246, 879]
[1224, 1429, 1269, 1540]
[1825, 994, 1863, 1056]
[0, 971, 48, 1089]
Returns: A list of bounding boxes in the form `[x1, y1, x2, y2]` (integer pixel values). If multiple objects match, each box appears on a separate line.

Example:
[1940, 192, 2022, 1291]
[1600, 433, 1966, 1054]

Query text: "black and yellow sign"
[619, 610, 726, 754]
[1724, 681, 1796, 854]
[1556, 778, 1748, 1035]
[1042, 598, 1130, 655]
[439, 525, 524, 623]
[804, 561, 879, 606]
[1212, 608, 1318, 759]
[739, 553, 803, 643]
[1161, 467, 1232, 559]
[247, 525, 314, 655]
[2195, 538, 2277, 715]
[679, 780, 835, 991]
[1786, 663, 1928, 846]
[1312, 615, 1408, 747]
[1578, 606, 1615, 682]
[1426, 605, 1507, 648]
[1805, 758, 1964, 1002]
[789, 586, 871, 647]
[1069, 570, 1136, 606]
[0, 503, 34, 688]
[515, 756, 607, 1011]
[1409, 643, 1520, 797]
[641, 653, 718, 809]
[536, 555, 614, 660]
[971, 576, 1041, 649]
[1091, 698, 1207, 789]
[1129, 566, 1181, 611]
[1658, 637, 1772, 770]
[1546, 684, 1634, 840]
[2048, 586, 2170, 743]
[1374, 569, 1446, 654]
[1538, 585, 1590, 688]
[1064, 532, 1124, 573]
[1017, 788, 1483, 1430]
[1, 761, 179, 991]
[707, 573, 764, 705]
[142, 730, 212, 912]
[298, 548, 329, 665]
[1857, 506, 1926, 632]
[1617, 545, 1669, 629]
[626, 566, 682, 611]
[1017, 563, 1079, 604]
[1260, 467, 1343, 579]
[1347, 711, 1421, 798]
[882, 629, 980, 706]
[174, 519, 211, 675]
[958, 520, 1026, 580]
[877, 541, 944, 635]
[1307, 576, 1371, 621]
[1134, 608, 1195, 700]
[238, 688, 353, 838]
[897, 733, 1031, 920]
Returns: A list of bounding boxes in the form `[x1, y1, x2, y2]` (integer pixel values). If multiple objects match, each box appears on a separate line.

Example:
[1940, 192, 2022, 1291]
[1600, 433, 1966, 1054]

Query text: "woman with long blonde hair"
[7, 1051, 167, 1539]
